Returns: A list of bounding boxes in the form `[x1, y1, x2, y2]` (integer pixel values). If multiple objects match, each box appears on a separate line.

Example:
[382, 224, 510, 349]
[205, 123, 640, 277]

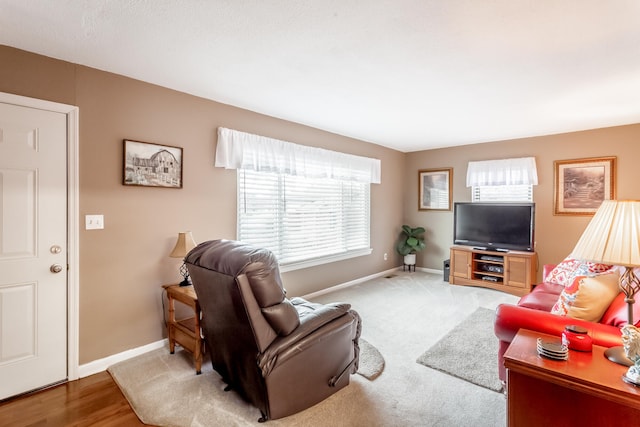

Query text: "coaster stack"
[537, 338, 568, 361]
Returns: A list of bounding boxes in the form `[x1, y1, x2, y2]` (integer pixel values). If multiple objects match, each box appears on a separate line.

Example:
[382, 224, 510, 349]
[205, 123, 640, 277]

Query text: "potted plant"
[396, 225, 426, 266]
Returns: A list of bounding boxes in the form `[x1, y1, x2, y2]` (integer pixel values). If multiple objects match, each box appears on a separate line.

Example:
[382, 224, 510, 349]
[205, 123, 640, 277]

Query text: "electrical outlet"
[85, 214, 104, 230]
[383, 253, 388, 261]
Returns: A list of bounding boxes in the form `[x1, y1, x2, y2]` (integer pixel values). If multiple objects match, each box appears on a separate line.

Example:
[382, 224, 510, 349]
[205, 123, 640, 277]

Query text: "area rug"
[357, 338, 385, 380]
[108, 338, 383, 426]
[416, 307, 502, 393]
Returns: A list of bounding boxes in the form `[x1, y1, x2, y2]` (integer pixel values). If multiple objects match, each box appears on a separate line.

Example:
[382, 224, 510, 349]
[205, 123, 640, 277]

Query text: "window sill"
[279, 248, 373, 273]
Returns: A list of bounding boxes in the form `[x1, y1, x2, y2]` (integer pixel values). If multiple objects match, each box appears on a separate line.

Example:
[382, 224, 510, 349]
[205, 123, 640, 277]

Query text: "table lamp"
[170, 231, 197, 286]
[570, 200, 640, 366]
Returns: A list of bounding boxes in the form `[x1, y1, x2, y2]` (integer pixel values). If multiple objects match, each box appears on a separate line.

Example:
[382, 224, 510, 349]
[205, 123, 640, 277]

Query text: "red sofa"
[494, 264, 640, 382]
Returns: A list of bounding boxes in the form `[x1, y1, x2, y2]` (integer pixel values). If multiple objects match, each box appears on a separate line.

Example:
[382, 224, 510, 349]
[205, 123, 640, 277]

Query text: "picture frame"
[418, 168, 453, 211]
[553, 156, 616, 216]
[123, 139, 183, 188]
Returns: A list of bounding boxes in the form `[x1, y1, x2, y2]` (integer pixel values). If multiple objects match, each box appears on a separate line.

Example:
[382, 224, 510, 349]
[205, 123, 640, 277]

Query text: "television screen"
[453, 202, 535, 252]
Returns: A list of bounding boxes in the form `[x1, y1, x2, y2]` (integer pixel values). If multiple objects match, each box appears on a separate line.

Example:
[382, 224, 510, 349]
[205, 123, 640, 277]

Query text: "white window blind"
[217, 128, 379, 271]
[238, 170, 370, 268]
[472, 184, 533, 202]
[467, 157, 537, 202]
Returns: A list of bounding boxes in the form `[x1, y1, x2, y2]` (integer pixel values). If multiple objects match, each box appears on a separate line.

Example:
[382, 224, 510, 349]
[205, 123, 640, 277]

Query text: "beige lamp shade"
[170, 231, 197, 258]
[571, 200, 640, 366]
[570, 200, 640, 267]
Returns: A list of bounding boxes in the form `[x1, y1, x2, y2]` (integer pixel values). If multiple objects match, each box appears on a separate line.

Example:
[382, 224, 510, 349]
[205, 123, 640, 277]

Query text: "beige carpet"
[109, 272, 517, 426]
[108, 340, 383, 427]
[416, 307, 502, 392]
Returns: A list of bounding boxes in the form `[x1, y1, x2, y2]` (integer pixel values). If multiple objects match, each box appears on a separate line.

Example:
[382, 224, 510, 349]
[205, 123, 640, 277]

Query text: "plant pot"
[404, 254, 416, 266]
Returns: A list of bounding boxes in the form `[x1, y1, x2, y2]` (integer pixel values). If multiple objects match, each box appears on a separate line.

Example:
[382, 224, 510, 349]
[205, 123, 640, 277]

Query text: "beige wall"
[0, 46, 404, 364]
[4, 44, 640, 367]
[404, 126, 640, 279]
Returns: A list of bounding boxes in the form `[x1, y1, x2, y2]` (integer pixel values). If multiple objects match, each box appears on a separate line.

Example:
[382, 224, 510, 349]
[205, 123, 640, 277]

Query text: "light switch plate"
[85, 214, 104, 230]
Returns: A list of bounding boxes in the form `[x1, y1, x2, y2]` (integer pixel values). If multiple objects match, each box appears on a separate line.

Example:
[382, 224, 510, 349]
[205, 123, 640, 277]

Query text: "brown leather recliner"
[185, 239, 362, 422]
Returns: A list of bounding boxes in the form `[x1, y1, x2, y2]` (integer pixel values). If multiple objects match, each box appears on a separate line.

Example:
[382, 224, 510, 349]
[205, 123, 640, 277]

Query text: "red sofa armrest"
[494, 303, 624, 382]
[495, 303, 623, 348]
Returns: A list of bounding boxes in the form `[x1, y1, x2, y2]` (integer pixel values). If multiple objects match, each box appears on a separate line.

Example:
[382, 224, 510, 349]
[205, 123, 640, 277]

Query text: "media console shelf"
[449, 245, 537, 296]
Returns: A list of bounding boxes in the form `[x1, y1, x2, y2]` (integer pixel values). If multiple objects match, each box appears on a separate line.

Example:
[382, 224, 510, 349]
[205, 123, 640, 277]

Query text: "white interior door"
[0, 102, 68, 399]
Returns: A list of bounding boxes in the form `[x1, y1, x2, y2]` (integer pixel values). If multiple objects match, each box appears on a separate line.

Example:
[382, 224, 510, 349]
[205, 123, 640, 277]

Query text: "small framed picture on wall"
[418, 168, 453, 211]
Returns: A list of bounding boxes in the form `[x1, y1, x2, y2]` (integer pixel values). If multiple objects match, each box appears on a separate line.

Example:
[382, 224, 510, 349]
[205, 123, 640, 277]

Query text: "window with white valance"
[215, 127, 381, 183]
[466, 157, 538, 202]
[215, 127, 380, 271]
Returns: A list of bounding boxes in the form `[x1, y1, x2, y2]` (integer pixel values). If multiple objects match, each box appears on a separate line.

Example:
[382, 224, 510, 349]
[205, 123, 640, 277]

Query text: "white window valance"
[215, 127, 381, 184]
[466, 157, 538, 187]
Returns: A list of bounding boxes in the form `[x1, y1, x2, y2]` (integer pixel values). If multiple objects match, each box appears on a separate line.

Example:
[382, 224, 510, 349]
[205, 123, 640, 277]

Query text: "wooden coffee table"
[504, 329, 640, 426]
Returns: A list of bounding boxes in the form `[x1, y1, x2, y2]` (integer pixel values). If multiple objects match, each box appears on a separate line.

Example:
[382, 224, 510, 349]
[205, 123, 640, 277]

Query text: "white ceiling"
[2, 1, 640, 152]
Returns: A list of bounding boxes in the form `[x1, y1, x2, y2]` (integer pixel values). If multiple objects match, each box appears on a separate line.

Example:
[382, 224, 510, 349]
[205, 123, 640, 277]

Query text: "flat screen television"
[453, 202, 535, 252]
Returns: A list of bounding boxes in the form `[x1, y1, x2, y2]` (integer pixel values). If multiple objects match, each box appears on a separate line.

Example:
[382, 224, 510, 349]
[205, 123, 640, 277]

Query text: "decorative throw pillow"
[587, 262, 614, 273]
[545, 256, 612, 287]
[550, 271, 620, 322]
[550, 275, 582, 316]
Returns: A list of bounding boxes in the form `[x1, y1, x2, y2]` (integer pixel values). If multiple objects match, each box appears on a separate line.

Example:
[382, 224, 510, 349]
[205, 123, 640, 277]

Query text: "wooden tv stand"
[449, 245, 537, 297]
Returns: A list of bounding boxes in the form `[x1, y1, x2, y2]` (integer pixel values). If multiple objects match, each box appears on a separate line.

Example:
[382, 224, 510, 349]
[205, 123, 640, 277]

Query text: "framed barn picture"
[123, 140, 183, 188]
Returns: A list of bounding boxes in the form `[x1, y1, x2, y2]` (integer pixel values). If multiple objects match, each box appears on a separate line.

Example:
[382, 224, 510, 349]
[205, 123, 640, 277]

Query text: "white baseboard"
[78, 267, 445, 378]
[78, 339, 167, 378]
[301, 266, 403, 300]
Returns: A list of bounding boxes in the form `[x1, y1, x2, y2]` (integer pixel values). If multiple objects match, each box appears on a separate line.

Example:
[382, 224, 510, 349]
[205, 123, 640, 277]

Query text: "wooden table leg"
[167, 295, 176, 354]
[193, 313, 202, 374]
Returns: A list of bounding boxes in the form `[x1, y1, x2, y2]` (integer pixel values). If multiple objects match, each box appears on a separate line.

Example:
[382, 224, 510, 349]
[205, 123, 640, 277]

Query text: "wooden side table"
[504, 329, 640, 426]
[163, 284, 203, 374]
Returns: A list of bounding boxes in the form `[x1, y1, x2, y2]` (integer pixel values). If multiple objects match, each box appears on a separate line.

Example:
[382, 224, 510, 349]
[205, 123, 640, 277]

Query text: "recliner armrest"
[292, 297, 352, 328]
[257, 298, 356, 375]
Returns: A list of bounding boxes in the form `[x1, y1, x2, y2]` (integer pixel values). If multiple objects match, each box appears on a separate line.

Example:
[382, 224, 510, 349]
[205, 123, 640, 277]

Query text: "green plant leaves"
[397, 224, 426, 255]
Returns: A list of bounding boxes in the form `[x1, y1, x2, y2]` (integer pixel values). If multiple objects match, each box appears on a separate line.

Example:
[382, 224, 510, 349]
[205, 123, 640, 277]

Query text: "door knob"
[50, 264, 63, 273]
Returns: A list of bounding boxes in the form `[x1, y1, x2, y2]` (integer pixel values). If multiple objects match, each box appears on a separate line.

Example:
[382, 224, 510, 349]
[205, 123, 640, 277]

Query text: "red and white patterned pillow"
[544, 256, 612, 287]
[587, 262, 613, 273]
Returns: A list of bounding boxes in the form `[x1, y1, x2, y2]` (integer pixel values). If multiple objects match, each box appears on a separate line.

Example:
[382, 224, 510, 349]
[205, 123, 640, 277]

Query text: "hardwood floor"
[0, 371, 147, 426]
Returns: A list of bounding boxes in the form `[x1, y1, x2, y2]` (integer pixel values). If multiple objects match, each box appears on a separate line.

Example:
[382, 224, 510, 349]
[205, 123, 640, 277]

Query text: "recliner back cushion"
[244, 261, 300, 335]
[237, 274, 278, 352]
[244, 262, 285, 307]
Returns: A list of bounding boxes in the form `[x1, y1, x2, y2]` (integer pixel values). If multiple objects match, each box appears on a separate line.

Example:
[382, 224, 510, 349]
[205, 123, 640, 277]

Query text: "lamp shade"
[170, 231, 197, 258]
[570, 200, 640, 267]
